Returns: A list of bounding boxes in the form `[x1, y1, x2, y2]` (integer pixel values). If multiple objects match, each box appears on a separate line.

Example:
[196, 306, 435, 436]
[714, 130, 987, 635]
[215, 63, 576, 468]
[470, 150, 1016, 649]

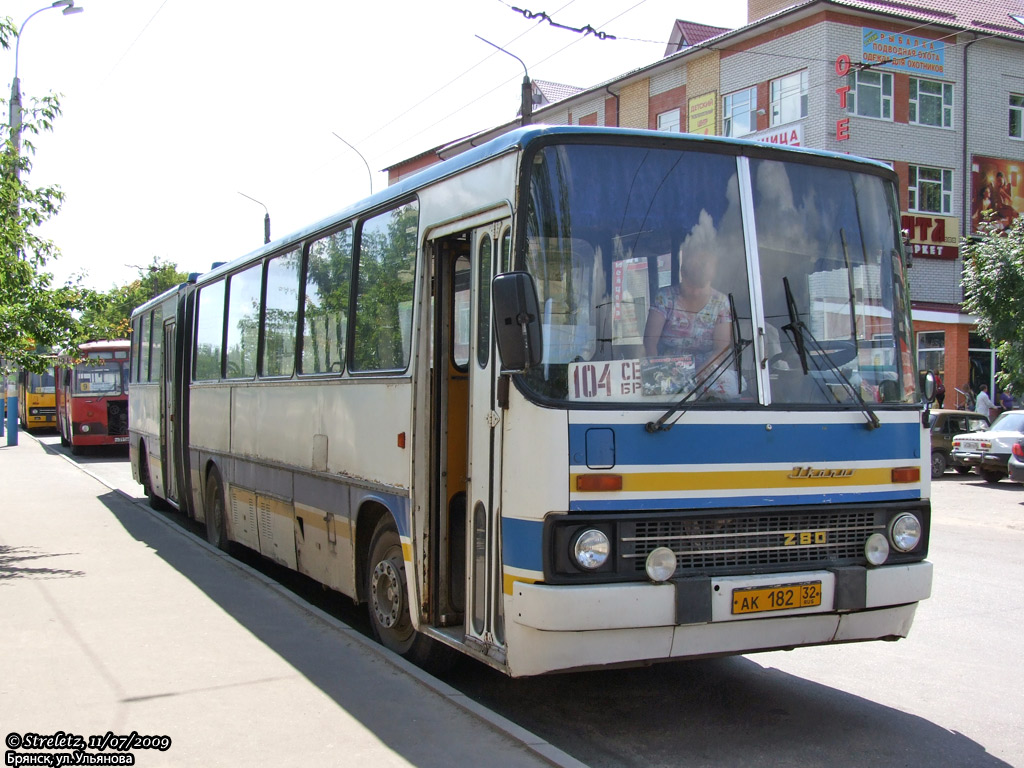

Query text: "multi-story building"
[388, 0, 1024, 402]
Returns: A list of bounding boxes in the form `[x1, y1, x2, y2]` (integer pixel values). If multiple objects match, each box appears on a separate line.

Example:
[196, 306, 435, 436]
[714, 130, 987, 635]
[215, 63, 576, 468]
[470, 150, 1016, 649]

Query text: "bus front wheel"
[204, 467, 229, 551]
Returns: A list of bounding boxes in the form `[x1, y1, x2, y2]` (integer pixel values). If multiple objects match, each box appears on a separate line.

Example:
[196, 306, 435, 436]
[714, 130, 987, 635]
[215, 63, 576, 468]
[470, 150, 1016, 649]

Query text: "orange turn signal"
[576, 474, 623, 492]
[397, 432, 406, 449]
[891, 467, 920, 483]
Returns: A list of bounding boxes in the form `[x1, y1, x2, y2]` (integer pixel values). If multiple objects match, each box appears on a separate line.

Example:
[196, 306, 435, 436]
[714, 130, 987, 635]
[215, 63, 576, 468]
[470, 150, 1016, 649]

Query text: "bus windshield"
[74, 360, 126, 395]
[27, 367, 56, 394]
[520, 141, 916, 408]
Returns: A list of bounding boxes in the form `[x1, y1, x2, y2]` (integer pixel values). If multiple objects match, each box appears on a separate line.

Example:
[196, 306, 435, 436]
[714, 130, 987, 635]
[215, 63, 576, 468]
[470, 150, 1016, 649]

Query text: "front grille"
[107, 401, 129, 436]
[621, 510, 883, 575]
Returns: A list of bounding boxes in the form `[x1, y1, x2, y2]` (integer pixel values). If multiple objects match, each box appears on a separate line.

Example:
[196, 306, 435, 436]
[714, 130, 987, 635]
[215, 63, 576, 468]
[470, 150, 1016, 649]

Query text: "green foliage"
[1, 15, 104, 375]
[961, 218, 1024, 395]
[81, 257, 191, 340]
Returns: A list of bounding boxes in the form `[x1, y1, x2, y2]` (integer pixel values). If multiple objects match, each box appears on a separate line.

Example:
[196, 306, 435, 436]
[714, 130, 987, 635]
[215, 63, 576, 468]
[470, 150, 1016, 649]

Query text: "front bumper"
[504, 561, 932, 676]
[951, 450, 1009, 473]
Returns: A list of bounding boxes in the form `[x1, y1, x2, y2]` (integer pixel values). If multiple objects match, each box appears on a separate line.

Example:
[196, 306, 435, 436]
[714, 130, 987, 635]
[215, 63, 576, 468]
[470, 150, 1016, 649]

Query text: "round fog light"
[891, 513, 922, 552]
[81, 424, 90, 433]
[573, 529, 610, 570]
[645, 547, 677, 582]
[865, 533, 889, 566]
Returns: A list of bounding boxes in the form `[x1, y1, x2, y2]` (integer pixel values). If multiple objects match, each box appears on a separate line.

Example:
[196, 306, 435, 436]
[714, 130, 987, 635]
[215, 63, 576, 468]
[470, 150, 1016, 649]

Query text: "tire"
[930, 451, 946, 479]
[365, 519, 441, 666]
[140, 450, 168, 511]
[204, 467, 229, 550]
[980, 469, 1005, 484]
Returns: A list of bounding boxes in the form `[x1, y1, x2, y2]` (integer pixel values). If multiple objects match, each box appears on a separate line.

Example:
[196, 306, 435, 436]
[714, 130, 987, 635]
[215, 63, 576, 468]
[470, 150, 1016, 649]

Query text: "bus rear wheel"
[204, 467, 229, 551]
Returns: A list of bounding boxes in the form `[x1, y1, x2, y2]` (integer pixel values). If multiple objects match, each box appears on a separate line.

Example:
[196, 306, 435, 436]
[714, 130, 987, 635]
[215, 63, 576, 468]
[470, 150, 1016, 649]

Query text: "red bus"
[56, 340, 131, 453]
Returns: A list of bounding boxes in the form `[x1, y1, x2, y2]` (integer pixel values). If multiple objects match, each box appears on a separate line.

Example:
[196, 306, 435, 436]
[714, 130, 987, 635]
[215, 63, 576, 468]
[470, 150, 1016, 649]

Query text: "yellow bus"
[17, 362, 57, 431]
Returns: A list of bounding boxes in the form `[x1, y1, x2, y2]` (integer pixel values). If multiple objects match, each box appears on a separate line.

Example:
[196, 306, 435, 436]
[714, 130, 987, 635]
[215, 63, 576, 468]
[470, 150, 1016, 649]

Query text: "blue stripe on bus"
[569, 488, 922, 512]
[501, 516, 545, 573]
[569, 420, 921, 466]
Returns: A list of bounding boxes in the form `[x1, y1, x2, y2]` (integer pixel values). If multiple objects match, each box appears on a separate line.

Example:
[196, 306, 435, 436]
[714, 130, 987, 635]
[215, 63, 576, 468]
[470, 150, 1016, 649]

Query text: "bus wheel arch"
[204, 461, 229, 550]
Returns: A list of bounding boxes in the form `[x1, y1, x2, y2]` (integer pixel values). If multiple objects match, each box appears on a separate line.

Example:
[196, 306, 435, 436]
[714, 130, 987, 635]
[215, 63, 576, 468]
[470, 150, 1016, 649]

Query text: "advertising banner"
[687, 93, 716, 136]
[900, 214, 959, 259]
[970, 156, 1022, 234]
[862, 28, 945, 75]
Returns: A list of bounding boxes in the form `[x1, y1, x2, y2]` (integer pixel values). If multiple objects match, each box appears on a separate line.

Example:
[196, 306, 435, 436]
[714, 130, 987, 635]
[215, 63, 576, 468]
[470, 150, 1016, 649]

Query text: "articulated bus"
[56, 340, 131, 454]
[16, 361, 57, 431]
[130, 126, 933, 677]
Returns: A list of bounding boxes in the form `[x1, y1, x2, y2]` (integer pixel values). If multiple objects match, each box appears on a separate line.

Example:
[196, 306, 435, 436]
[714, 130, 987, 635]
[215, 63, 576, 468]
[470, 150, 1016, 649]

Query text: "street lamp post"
[9, 1, 84, 173]
[238, 192, 271, 244]
[4, 0, 84, 447]
[331, 132, 374, 198]
[475, 36, 533, 126]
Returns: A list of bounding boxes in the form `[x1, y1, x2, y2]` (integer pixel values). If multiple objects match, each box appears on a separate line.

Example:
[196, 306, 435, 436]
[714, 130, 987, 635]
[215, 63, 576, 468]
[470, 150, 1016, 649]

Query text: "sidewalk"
[0, 436, 584, 768]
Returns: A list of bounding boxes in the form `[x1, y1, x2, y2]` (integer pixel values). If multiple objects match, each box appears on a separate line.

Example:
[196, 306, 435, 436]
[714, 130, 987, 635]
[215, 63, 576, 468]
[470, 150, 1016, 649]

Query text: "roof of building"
[532, 79, 585, 106]
[664, 19, 734, 57]
[797, 0, 1024, 40]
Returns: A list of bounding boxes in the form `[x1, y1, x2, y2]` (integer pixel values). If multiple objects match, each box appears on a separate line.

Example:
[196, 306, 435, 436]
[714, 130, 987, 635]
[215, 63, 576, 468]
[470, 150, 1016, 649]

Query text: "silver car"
[951, 411, 1024, 483]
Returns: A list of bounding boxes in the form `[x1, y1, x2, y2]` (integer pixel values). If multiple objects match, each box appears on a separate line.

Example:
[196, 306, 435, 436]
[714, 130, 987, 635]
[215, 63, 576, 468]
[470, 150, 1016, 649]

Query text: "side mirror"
[492, 272, 542, 372]
[920, 370, 937, 404]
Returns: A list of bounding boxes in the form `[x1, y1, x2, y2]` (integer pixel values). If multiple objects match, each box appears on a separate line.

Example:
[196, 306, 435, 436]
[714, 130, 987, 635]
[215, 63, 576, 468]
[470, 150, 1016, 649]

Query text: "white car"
[951, 410, 1024, 483]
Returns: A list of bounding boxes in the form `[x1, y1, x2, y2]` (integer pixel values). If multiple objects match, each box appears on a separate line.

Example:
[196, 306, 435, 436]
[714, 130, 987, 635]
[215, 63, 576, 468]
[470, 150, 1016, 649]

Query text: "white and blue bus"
[130, 126, 933, 677]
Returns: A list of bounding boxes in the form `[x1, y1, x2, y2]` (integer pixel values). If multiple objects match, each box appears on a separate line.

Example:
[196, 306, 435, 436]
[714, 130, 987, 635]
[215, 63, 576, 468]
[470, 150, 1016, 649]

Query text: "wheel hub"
[371, 558, 403, 628]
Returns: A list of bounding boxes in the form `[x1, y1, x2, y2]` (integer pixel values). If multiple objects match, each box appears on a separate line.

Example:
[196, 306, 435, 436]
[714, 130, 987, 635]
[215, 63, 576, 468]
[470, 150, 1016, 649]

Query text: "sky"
[3, 0, 748, 291]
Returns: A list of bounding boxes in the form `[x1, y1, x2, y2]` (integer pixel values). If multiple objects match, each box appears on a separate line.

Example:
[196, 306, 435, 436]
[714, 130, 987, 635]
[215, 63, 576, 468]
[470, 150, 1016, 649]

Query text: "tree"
[1, 15, 102, 374]
[961, 217, 1024, 396]
[82, 257, 191, 339]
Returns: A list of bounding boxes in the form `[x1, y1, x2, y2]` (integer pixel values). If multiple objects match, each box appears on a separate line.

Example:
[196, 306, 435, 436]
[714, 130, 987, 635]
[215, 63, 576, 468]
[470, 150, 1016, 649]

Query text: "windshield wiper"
[781, 277, 880, 430]
[646, 294, 750, 433]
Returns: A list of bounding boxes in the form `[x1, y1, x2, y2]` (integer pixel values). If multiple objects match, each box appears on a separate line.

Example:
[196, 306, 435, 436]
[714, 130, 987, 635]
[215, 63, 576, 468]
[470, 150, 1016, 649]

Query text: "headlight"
[81, 424, 90, 432]
[890, 513, 922, 552]
[573, 529, 610, 570]
[645, 547, 677, 582]
[865, 533, 889, 566]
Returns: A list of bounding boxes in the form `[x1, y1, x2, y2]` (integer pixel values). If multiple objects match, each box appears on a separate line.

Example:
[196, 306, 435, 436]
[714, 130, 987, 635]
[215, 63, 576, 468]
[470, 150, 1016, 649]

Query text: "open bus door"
[161, 319, 179, 505]
[430, 217, 509, 661]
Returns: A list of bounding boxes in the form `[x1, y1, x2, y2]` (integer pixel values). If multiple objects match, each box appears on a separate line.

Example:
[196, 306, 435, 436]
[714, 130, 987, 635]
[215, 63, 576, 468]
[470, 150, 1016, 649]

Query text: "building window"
[847, 70, 892, 120]
[909, 78, 952, 127]
[770, 70, 807, 125]
[908, 165, 953, 214]
[723, 87, 757, 137]
[1011, 94, 1024, 139]
[657, 108, 680, 132]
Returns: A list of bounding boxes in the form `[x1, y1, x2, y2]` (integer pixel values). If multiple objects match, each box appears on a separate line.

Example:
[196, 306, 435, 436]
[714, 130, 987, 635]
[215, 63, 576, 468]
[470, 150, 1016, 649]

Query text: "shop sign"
[900, 214, 959, 259]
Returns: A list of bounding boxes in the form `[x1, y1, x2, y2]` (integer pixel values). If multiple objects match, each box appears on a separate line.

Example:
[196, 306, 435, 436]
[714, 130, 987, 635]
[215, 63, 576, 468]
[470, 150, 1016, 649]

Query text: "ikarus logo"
[788, 466, 855, 479]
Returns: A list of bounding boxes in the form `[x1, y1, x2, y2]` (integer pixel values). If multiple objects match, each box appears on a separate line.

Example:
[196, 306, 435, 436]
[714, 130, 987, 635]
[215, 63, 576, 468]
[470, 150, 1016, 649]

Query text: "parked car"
[1008, 438, 1024, 484]
[929, 409, 990, 479]
[950, 410, 1024, 483]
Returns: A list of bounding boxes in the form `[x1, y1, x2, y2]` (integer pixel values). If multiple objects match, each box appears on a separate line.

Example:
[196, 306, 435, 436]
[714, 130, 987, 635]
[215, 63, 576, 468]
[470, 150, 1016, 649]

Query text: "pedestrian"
[975, 384, 993, 418]
[934, 373, 945, 407]
[999, 388, 1014, 412]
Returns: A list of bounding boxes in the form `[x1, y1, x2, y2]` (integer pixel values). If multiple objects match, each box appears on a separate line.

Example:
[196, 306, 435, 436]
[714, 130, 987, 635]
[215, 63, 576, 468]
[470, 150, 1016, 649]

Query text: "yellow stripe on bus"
[571, 466, 898, 493]
[503, 572, 538, 595]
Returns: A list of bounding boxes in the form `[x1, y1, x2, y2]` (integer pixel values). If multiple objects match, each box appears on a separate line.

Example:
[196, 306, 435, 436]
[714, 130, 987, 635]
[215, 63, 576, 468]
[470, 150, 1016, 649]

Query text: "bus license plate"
[114, 436, 129, 443]
[732, 581, 822, 615]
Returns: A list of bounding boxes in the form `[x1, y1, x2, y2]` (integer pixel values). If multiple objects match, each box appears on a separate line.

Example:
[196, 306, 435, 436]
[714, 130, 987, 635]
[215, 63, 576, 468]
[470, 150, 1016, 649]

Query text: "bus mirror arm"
[492, 272, 543, 373]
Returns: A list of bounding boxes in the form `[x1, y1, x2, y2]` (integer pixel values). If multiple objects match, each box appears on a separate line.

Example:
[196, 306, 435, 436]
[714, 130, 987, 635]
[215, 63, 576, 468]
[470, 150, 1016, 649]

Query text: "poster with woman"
[971, 156, 1022, 234]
